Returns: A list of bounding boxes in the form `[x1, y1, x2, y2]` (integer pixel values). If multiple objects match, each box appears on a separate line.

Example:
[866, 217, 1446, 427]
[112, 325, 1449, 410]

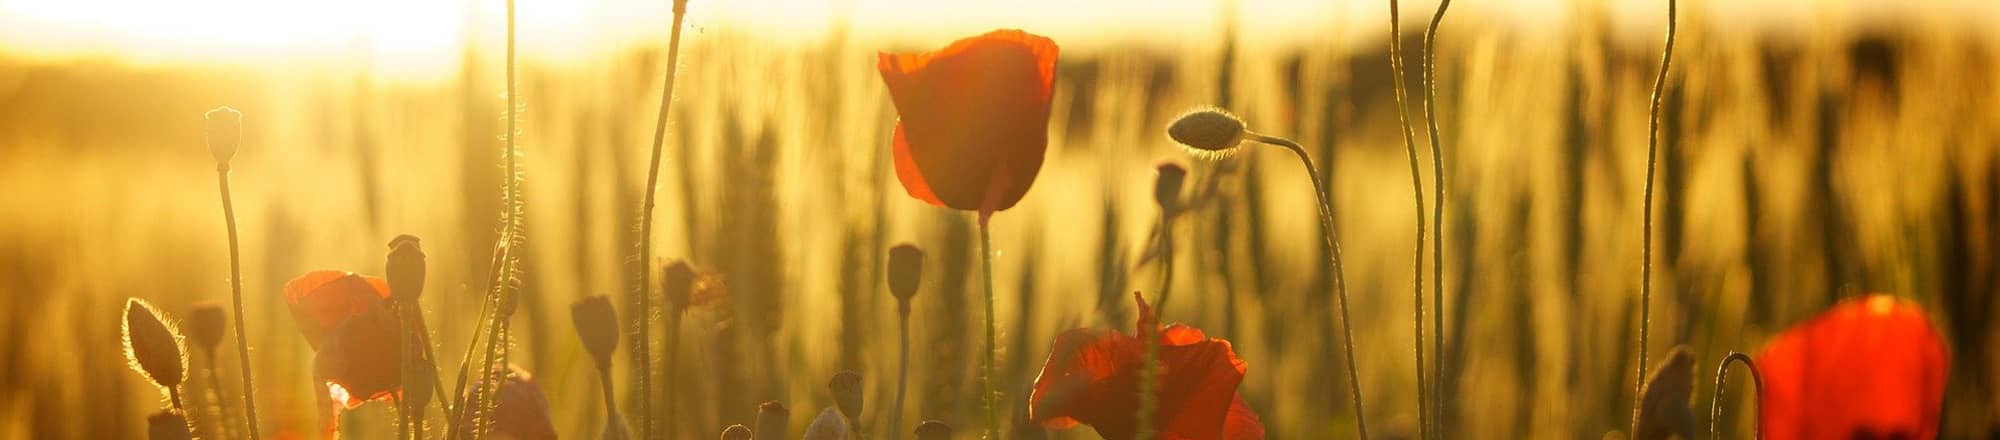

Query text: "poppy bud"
[403, 356, 435, 417]
[123, 298, 187, 391]
[1153, 162, 1187, 214]
[755, 400, 790, 440]
[147, 409, 193, 440]
[662, 260, 696, 311]
[914, 420, 953, 440]
[1167, 108, 1247, 155]
[204, 106, 242, 167]
[828, 370, 863, 420]
[571, 295, 621, 369]
[187, 303, 226, 353]
[719, 424, 751, 440]
[886, 244, 923, 309]
[386, 234, 426, 301]
[1633, 346, 1696, 440]
[803, 406, 851, 440]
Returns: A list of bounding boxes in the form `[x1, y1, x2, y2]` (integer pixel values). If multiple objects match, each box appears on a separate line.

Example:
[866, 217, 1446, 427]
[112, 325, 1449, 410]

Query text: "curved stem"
[215, 168, 262, 440]
[1708, 352, 1762, 439]
[890, 305, 910, 440]
[978, 221, 999, 440]
[1384, 0, 1431, 434]
[1421, 0, 1452, 434]
[1635, 0, 1677, 433]
[1247, 132, 1368, 439]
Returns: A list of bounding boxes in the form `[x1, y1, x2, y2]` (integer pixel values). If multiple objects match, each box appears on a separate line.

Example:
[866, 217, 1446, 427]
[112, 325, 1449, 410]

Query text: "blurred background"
[1, 0, 1996, 438]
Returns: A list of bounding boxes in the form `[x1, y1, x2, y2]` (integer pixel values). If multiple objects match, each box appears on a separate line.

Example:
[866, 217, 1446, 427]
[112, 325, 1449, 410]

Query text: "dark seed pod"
[147, 409, 193, 440]
[914, 420, 953, 440]
[755, 400, 790, 440]
[662, 260, 696, 312]
[1166, 108, 1247, 155]
[886, 244, 924, 306]
[1633, 346, 1697, 440]
[386, 234, 426, 301]
[1153, 161, 1187, 215]
[719, 424, 751, 440]
[186, 303, 226, 353]
[571, 295, 621, 369]
[828, 370, 863, 420]
[204, 106, 242, 166]
[123, 298, 187, 391]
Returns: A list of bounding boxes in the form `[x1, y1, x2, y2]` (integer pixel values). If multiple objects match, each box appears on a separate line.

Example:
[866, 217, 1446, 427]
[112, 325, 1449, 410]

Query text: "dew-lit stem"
[214, 166, 263, 440]
[1420, 0, 1451, 435]
[1243, 131, 1368, 439]
[1708, 352, 1761, 439]
[1634, 0, 1676, 433]
[1385, 0, 1431, 436]
[977, 219, 999, 440]
[890, 301, 911, 440]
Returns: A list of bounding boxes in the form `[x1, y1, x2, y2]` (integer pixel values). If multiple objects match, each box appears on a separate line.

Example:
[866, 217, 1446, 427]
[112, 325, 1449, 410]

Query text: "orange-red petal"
[1756, 295, 1949, 440]
[283, 270, 392, 349]
[312, 302, 401, 408]
[1028, 293, 1258, 440]
[877, 29, 1057, 214]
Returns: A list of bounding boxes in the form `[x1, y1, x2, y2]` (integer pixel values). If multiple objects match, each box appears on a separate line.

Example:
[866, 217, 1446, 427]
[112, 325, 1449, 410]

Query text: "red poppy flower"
[284, 270, 393, 349]
[1029, 292, 1265, 440]
[877, 29, 1058, 222]
[1756, 295, 1950, 440]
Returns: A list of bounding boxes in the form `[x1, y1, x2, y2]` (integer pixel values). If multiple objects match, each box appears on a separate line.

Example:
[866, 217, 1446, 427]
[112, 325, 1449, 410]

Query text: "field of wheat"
[0, 1, 1995, 439]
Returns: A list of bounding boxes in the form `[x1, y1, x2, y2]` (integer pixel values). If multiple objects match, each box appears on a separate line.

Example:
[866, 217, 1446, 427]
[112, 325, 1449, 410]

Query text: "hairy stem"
[1634, 0, 1677, 433]
[1421, 0, 1452, 434]
[1385, 0, 1431, 436]
[1248, 132, 1368, 439]
[215, 168, 263, 440]
[634, 1, 691, 437]
[978, 219, 999, 440]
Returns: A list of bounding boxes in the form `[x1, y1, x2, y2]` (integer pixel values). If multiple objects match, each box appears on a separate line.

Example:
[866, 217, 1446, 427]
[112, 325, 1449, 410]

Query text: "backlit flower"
[283, 270, 393, 349]
[1756, 295, 1949, 440]
[1029, 292, 1264, 440]
[877, 29, 1058, 219]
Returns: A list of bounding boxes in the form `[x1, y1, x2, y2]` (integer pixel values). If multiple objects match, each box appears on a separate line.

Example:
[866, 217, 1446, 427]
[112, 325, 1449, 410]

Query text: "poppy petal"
[876, 29, 1055, 213]
[1756, 295, 1949, 440]
[283, 270, 392, 349]
[891, 124, 944, 206]
[1223, 394, 1265, 440]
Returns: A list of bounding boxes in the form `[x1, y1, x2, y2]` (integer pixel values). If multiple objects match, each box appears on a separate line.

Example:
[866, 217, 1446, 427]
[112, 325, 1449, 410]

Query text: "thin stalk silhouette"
[1708, 352, 1762, 439]
[214, 152, 262, 440]
[1385, 0, 1430, 437]
[1634, 0, 1677, 433]
[633, 0, 692, 435]
[1420, 0, 1452, 435]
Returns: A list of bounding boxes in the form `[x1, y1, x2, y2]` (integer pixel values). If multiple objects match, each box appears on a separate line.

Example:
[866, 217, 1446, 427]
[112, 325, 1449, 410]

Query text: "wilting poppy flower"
[1029, 292, 1264, 440]
[877, 29, 1058, 221]
[284, 270, 393, 349]
[1757, 294, 1949, 440]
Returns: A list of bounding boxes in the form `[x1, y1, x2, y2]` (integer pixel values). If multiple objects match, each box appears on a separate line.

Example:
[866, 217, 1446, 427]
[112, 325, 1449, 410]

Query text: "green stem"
[634, 0, 690, 436]
[1138, 213, 1173, 440]
[1420, 0, 1452, 434]
[215, 167, 263, 440]
[1635, 0, 1676, 433]
[1248, 132, 1367, 439]
[1385, 0, 1431, 437]
[977, 218, 998, 440]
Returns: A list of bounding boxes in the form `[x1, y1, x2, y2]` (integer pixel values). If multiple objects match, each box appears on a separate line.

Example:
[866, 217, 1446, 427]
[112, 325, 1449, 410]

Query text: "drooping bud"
[719, 424, 751, 440]
[204, 106, 242, 167]
[1153, 161, 1187, 215]
[571, 295, 621, 369]
[123, 298, 188, 391]
[186, 303, 226, 353]
[755, 400, 790, 440]
[886, 244, 923, 312]
[1633, 346, 1696, 440]
[1166, 108, 1247, 155]
[662, 260, 696, 312]
[386, 234, 426, 301]
[147, 409, 194, 440]
[914, 420, 953, 440]
[802, 406, 851, 440]
[828, 370, 863, 420]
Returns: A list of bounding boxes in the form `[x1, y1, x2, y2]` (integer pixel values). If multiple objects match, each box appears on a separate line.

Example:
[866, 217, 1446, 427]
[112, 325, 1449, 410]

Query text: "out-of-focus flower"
[455, 365, 558, 440]
[187, 303, 226, 353]
[283, 271, 393, 349]
[1756, 294, 1949, 440]
[877, 29, 1058, 219]
[313, 303, 401, 408]
[756, 400, 790, 440]
[829, 370, 863, 420]
[1029, 292, 1264, 439]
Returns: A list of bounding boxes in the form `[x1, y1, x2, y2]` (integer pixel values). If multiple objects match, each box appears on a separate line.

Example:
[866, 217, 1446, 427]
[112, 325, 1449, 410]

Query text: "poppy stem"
[1708, 352, 1761, 439]
[1244, 132, 1368, 439]
[1420, 0, 1452, 434]
[214, 166, 264, 440]
[662, 309, 682, 439]
[890, 301, 910, 440]
[600, 363, 624, 437]
[1384, 0, 1431, 435]
[202, 351, 232, 440]
[1635, 0, 1676, 434]
[1138, 212, 1174, 440]
[634, 0, 691, 434]
[397, 300, 415, 440]
[978, 220, 999, 440]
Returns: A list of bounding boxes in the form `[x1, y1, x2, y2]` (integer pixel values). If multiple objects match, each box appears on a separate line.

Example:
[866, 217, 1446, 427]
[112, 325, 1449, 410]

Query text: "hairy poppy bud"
[914, 420, 953, 440]
[887, 243, 923, 310]
[571, 295, 620, 369]
[719, 424, 751, 440]
[148, 409, 193, 440]
[385, 234, 425, 301]
[1634, 346, 1696, 440]
[829, 370, 863, 420]
[187, 303, 226, 353]
[1153, 161, 1187, 214]
[803, 406, 851, 440]
[662, 260, 696, 311]
[756, 400, 790, 440]
[1167, 108, 1246, 155]
[204, 106, 242, 167]
[124, 298, 187, 391]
